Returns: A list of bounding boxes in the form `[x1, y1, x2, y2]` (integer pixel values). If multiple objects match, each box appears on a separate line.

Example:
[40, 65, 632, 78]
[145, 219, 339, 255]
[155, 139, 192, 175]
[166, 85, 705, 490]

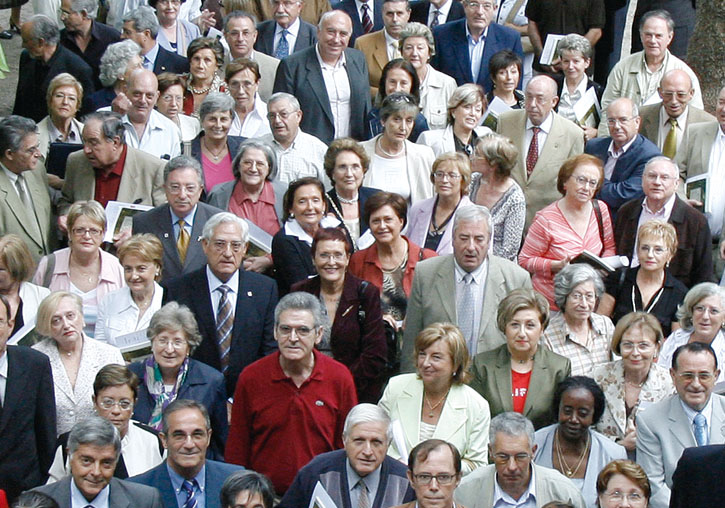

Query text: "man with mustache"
[255, 0, 318, 59]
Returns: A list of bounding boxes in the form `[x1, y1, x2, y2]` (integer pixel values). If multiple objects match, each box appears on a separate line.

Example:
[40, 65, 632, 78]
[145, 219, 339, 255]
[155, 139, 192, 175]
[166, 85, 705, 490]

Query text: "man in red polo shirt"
[225, 291, 358, 495]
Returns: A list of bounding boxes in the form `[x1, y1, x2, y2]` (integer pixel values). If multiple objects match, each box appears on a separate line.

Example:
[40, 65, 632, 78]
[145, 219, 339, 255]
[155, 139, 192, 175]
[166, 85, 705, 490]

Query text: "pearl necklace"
[190, 83, 212, 94]
[337, 193, 359, 205]
[376, 137, 405, 158]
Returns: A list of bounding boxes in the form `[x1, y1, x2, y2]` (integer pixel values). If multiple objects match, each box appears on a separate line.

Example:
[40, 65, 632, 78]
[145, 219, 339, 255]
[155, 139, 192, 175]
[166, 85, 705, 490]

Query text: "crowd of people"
[0, 0, 723, 507]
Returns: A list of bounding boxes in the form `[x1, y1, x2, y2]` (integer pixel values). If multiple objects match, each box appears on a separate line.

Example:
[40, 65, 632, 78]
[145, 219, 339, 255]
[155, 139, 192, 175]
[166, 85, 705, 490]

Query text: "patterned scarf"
[144, 355, 190, 431]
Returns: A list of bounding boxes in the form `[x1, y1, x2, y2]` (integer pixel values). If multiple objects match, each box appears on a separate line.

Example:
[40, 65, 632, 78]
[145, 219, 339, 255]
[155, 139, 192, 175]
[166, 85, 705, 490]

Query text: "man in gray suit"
[33, 416, 163, 508]
[133, 156, 223, 282]
[402, 205, 532, 371]
[637, 342, 725, 508]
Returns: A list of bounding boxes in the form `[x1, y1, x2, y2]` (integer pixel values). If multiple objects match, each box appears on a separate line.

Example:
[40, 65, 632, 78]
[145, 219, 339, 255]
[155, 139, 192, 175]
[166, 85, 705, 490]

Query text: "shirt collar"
[47, 119, 82, 144]
[144, 42, 160, 65]
[525, 112, 554, 134]
[453, 256, 488, 284]
[383, 29, 398, 47]
[659, 104, 688, 126]
[346, 458, 383, 495]
[561, 75, 588, 102]
[0, 350, 8, 383]
[206, 265, 240, 294]
[167, 462, 207, 493]
[642, 192, 676, 217]
[71, 477, 111, 508]
[680, 394, 714, 427]
[316, 44, 347, 69]
[465, 23, 488, 43]
[493, 464, 536, 506]
[276, 17, 300, 37]
[170, 203, 199, 224]
[607, 135, 637, 157]
[235, 180, 276, 205]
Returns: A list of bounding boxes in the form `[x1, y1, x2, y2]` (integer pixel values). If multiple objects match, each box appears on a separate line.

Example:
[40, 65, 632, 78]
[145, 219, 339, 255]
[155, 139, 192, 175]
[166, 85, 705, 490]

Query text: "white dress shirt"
[524, 112, 553, 159]
[260, 131, 331, 188]
[466, 24, 488, 83]
[123, 109, 182, 159]
[94, 282, 164, 345]
[355, 0, 376, 23]
[384, 29, 401, 60]
[207, 265, 239, 317]
[604, 135, 637, 180]
[557, 76, 589, 124]
[428, 0, 454, 25]
[0, 351, 7, 406]
[316, 45, 352, 139]
[657, 105, 689, 152]
[706, 127, 725, 237]
[228, 96, 272, 138]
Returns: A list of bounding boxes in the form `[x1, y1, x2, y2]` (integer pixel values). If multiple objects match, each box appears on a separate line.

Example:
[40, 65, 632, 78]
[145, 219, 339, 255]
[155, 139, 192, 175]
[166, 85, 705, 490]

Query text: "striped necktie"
[181, 479, 198, 508]
[216, 285, 234, 372]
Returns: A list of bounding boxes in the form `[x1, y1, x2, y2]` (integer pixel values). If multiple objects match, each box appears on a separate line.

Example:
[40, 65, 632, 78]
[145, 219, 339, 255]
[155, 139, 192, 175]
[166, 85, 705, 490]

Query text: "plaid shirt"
[541, 312, 614, 376]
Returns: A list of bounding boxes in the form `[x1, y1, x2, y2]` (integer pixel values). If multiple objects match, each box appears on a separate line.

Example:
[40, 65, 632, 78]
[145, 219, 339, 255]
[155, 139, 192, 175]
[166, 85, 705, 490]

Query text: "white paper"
[111, 329, 151, 352]
[207, 27, 223, 40]
[600, 255, 629, 270]
[481, 96, 512, 130]
[308, 481, 338, 508]
[573, 87, 601, 125]
[539, 34, 566, 66]
[390, 419, 409, 464]
[103, 201, 153, 243]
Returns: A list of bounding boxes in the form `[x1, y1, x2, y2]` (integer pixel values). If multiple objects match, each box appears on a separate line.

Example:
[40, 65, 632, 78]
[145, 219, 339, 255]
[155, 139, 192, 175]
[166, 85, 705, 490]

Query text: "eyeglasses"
[693, 305, 722, 316]
[317, 252, 347, 262]
[267, 110, 295, 121]
[620, 341, 655, 353]
[464, 1, 495, 10]
[229, 80, 257, 90]
[603, 491, 645, 504]
[660, 91, 691, 100]
[98, 398, 134, 411]
[53, 92, 78, 103]
[226, 29, 254, 38]
[160, 94, 183, 104]
[639, 245, 667, 256]
[572, 175, 599, 188]
[606, 116, 636, 126]
[166, 183, 200, 195]
[676, 372, 716, 383]
[241, 159, 269, 171]
[210, 240, 245, 253]
[71, 227, 103, 238]
[154, 337, 188, 349]
[492, 453, 531, 464]
[644, 172, 675, 182]
[412, 473, 457, 485]
[277, 324, 317, 338]
[434, 171, 462, 181]
[569, 291, 596, 303]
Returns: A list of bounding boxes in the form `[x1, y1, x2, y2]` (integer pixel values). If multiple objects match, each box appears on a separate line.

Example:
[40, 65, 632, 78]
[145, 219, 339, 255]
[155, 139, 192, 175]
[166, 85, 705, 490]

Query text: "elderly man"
[393, 440, 463, 508]
[273, 10, 371, 144]
[455, 413, 586, 508]
[255, 0, 318, 59]
[431, 0, 522, 92]
[14, 14, 95, 122]
[402, 205, 531, 371]
[637, 342, 725, 508]
[59, 111, 166, 214]
[225, 292, 358, 495]
[163, 213, 278, 396]
[0, 116, 56, 262]
[639, 70, 715, 159]
[33, 417, 163, 508]
[280, 404, 415, 508]
[497, 75, 584, 227]
[59, 0, 121, 89]
[259, 92, 330, 187]
[614, 156, 712, 288]
[354, 0, 411, 98]
[597, 9, 703, 136]
[133, 156, 224, 281]
[120, 6, 189, 75]
[122, 69, 181, 159]
[223, 12, 279, 102]
[585, 97, 662, 214]
[129, 400, 242, 508]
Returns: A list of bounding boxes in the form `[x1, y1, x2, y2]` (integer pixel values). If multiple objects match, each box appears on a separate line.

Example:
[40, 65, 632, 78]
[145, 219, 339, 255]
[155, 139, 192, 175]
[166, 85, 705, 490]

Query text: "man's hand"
[113, 229, 133, 249]
[47, 174, 64, 190]
[58, 215, 68, 233]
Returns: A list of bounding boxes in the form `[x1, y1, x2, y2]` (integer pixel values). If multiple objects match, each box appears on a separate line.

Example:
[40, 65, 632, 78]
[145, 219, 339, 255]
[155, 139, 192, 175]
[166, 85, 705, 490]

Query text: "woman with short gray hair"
[86, 39, 143, 111]
[128, 302, 228, 459]
[542, 264, 614, 376]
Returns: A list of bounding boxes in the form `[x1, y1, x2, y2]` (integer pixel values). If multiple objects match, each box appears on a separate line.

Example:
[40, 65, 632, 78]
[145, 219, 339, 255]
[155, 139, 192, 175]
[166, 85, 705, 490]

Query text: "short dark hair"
[0, 115, 38, 155]
[489, 49, 522, 78]
[282, 177, 327, 222]
[378, 58, 420, 103]
[363, 191, 408, 228]
[672, 342, 719, 371]
[188, 37, 225, 67]
[93, 364, 141, 400]
[311, 227, 352, 256]
[161, 399, 211, 434]
[82, 111, 126, 143]
[552, 376, 606, 425]
[220, 471, 275, 508]
[408, 439, 461, 475]
[556, 154, 604, 195]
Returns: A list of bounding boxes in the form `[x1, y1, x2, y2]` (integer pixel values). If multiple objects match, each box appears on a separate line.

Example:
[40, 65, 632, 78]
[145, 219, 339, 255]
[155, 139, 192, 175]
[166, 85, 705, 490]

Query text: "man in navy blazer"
[273, 10, 372, 144]
[121, 7, 189, 75]
[254, 0, 318, 57]
[162, 213, 278, 397]
[129, 400, 243, 508]
[670, 444, 725, 508]
[0, 295, 56, 503]
[431, 0, 522, 93]
[332, 0, 384, 47]
[585, 97, 662, 214]
[410, 0, 465, 26]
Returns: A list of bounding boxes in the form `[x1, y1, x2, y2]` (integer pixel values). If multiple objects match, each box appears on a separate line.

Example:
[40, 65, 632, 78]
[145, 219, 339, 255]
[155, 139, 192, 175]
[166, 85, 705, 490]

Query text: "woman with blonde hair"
[37, 73, 84, 163]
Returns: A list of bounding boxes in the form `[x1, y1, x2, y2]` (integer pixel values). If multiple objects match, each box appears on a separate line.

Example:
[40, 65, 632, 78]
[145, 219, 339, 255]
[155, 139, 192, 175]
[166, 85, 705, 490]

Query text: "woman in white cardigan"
[362, 92, 435, 206]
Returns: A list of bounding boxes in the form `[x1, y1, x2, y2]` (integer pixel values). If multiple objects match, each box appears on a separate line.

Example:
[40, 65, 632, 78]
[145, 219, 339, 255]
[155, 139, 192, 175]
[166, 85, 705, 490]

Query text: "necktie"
[181, 479, 198, 508]
[216, 285, 234, 372]
[457, 273, 477, 356]
[694, 412, 708, 446]
[430, 9, 441, 28]
[275, 29, 290, 60]
[662, 117, 678, 159]
[526, 126, 540, 178]
[15, 174, 42, 238]
[177, 219, 190, 264]
[361, 3, 373, 34]
[357, 479, 370, 508]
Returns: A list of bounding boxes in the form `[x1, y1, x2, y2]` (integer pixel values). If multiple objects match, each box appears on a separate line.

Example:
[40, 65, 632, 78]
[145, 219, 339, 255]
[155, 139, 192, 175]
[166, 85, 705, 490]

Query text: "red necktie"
[361, 3, 373, 34]
[526, 126, 540, 177]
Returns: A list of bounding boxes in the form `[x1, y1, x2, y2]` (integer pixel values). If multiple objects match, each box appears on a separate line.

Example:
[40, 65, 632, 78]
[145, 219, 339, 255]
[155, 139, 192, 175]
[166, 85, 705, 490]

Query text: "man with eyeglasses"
[455, 412, 586, 508]
[430, 0, 522, 93]
[614, 156, 713, 288]
[129, 400, 242, 508]
[585, 97, 662, 215]
[133, 155, 224, 281]
[163, 212, 278, 397]
[226, 292, 357, 495]
[637, 341, 725, 508]
[393, 439, 462, 508]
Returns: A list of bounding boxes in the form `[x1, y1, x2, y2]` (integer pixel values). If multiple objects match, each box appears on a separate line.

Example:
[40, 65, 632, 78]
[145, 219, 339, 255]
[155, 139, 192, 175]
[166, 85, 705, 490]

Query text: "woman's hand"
[550, 256, 570, 274]
[111, 92, 132, 115]
[195, 9, 217, 33]
[243, 255, 273, 273]
[618, 428, 637, 452]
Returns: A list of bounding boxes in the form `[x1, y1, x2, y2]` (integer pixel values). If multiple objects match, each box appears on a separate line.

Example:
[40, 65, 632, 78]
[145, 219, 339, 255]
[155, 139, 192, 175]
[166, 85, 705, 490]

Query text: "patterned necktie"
[216, 285, 234, 372]
[694, 412, 708, 446]
[457, 273, 477, 356]
[361, 3, 373, 34]
[177, 219, 190, 264]
[430, 9, 441, 28]
[357, 479, 370, 508]
[662, 117, 678, 159]
[275, 29, 290, 59]
[526, 126, 540, 177]
[181, 479, 198, 508]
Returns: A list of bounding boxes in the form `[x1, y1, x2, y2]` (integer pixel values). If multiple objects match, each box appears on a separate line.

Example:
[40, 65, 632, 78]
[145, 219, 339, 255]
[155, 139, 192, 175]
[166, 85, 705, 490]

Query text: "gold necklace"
[203, 138, 227, 161]
[424, 388, 450, 418]
[554, 429, 590, 477]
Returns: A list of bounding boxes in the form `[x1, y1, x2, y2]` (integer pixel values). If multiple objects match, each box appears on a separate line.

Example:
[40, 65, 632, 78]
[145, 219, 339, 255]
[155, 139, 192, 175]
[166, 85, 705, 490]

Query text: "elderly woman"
[469, 133, 525, 261]
[592, 312, 674, 455]
[85, 39, 143, 112]
[129, 301, 228, 459]
[221, 471, 276, 508]
[0, 234, 50, 338]
[361, 92, 435, 204]
[291, 228, 387, 402]
[399, 22, 457, 131]
[365, 59, 429, 141]
[156, 72, 201, 142]
[596, 460, 651, 508]
[33, 201, 125, 336]
[47, 364, 164, 481]
[657, 282, 725, 381]
[324, 138, 380, 249]
[349, 191, 436, 333]
[183, 37, 227, 116]
[534, 377, 627, 508]
[32, 292, 124, 436]
[519, 154, 616, 310]
[95, 235, 164, 345]
[226, 58, 271, 138]
[487, 50, 525, 109]
[599, 220, 687, 337]
[555, 34, 603, 142]
[151, 0, 201, 56]
[37, 73, 84, 163]
[190, 92, 244, 193]
[417, 84, 492, 158]
[407, 153, 473, 255]
[543, 264, 614, 376]
[379, 322, 491, 474]
[470, 288, 571, 430]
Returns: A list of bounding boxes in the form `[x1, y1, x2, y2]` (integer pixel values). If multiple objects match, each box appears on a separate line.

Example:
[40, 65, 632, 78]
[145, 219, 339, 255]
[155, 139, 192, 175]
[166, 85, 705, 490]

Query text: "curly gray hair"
[99, 39, 142, 87]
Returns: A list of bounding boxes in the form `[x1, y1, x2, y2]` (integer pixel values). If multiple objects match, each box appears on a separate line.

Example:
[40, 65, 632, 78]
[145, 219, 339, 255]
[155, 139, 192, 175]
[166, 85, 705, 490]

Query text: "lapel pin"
[247, 291, 253, 297]
[315, 400, 324, 406]
[197, 236, 202, 241]
[163, 233, 169, 238]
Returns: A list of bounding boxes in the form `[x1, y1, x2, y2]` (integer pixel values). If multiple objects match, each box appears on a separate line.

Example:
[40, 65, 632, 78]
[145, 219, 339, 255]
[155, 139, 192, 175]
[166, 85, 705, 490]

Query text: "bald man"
[122, 68, 181, 159]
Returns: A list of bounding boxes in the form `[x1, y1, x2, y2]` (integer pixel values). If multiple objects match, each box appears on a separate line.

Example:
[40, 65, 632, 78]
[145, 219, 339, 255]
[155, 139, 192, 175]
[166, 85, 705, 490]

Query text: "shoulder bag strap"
[592, 199, 606, 257]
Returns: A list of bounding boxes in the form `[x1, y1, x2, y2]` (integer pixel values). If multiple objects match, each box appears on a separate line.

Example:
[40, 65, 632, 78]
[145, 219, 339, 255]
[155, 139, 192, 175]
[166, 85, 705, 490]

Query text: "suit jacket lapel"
[27, 167, 51, 243]
[700, 123, 718, 168]
[0, 171, 44, 249]
[0, 348, 30, 434]
[453, 24, 473, 83]
[508, 112, 527, 181]
[305, 52, 334, 125]
[668, 396, 695, 449]
[397, 379, 423, 453]
[372, 32, 388, 72]
[493, 347, 514, 412]
[478, 258, 504, 339]
[434, 388, 466, 441]
[158, 205, 183, 274]
[711, 395, 725, 443]
[523, 348, 548, 418]
[186, 207, 208, 271]
[433, 258, 456, 323]
[117, 148, 141, 201]
[108, 478, 131, 508]
[533, 115, 564, 175]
